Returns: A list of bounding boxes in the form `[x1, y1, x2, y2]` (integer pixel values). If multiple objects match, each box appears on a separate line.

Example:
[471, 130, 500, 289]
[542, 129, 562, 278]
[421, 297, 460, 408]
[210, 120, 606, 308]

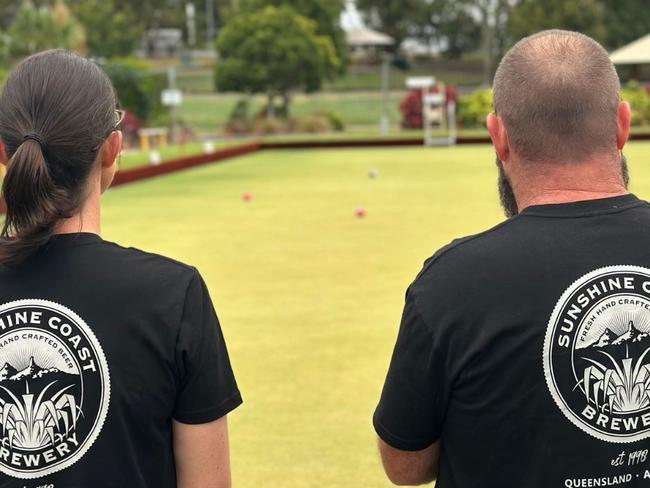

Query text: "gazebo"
[610, 33, 650, 80]
[345, 26, 394, 49]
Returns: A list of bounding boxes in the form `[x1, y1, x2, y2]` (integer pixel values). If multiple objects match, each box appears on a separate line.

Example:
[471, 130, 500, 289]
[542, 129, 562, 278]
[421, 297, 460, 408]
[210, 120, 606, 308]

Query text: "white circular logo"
[544, 266, 650, 443]
[0, 299, 110, 478]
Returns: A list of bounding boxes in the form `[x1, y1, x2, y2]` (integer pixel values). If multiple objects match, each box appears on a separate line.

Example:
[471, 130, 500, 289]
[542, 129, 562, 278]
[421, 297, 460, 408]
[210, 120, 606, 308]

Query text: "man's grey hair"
[493, 29, 621, 163]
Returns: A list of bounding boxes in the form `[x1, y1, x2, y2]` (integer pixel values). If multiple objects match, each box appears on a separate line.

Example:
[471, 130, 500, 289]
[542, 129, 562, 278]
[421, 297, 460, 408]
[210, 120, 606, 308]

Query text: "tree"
[68, 0, 143, 57]
[356, 0, 426, 52]
[0, 1, 21, 31]
[215, 5, 340, 115]
[7, 0, 86, 59]
[0, 0, 52, 30]
[419, 0, 482, 60]
[237, 0, 348, 72]
[72, 0, 182, 45]
[508, 0, 606, 45]
[476, 0, 511, 85]
[602, 0, 650, 50]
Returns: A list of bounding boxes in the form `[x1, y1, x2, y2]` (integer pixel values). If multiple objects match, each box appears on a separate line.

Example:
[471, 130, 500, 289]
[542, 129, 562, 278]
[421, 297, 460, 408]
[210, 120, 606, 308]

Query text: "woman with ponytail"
[0, 50, 241, 487]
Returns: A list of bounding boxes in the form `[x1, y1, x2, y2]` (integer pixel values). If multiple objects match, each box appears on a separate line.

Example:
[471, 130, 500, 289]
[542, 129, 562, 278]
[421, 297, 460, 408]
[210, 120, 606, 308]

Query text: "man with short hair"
[374, 30, 650, 487]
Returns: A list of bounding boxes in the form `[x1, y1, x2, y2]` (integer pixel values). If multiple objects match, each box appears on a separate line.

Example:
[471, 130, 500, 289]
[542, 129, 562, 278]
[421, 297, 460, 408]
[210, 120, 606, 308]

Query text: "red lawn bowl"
[355, 207, 367, 218]
[242, 192, 253, 202]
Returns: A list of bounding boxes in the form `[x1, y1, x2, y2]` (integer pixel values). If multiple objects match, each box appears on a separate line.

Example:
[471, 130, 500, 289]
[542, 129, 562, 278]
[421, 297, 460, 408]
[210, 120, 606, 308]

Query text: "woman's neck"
[53, 187, 101, 235]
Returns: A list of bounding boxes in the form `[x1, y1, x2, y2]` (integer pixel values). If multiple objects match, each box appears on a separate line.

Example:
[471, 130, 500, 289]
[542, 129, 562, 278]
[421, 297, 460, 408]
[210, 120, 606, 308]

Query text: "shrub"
[318, 111, 344, 131]
[295, 114, 333, 133]
[621, 81, 650, 126]
[252, 116, 291, 135]
[225, 118, 252, 135]
[226, 100, 342, 135]
[120, 111, 144, 148]
[101, 58, 166, 124]
[400, 86, 459, 129]
[457, 89, 493, 128]
[229, 98, 250, 121]
[224, 98, 253, 135]
[400, 89, 424, 129]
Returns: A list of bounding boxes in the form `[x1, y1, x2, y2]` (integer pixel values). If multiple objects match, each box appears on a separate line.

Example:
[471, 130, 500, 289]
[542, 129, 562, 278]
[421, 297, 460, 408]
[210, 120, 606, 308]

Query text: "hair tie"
[23, 133, 47, 153]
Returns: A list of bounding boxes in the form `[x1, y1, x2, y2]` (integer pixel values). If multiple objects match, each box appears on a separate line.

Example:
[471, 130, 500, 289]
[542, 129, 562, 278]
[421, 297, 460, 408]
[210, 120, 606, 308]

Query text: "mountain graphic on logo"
[0, 362, 17, 381]
[589, 321, 650, 348]
[0, 356, 62, 382]
[592, 328, 618, 347]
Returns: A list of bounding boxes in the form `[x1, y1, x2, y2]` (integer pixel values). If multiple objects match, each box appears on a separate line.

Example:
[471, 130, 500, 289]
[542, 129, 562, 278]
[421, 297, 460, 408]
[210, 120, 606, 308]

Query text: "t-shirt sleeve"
[373, 286, 448, 451]
[173, 269, 242, 424]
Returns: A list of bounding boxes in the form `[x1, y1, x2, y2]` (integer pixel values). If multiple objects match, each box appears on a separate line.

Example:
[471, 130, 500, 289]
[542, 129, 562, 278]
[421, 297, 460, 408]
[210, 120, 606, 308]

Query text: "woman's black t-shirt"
[0, 233, 242, 487]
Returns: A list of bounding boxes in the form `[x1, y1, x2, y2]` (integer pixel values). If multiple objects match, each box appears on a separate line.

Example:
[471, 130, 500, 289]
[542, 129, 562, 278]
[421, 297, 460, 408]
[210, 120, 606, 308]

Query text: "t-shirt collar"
[520, 193, 643, 217]
[45, 232, 103, 249]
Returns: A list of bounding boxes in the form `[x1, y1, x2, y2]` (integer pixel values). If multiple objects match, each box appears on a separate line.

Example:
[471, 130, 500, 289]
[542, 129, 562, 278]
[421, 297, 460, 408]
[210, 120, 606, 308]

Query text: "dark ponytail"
[0, 50, 117, 265]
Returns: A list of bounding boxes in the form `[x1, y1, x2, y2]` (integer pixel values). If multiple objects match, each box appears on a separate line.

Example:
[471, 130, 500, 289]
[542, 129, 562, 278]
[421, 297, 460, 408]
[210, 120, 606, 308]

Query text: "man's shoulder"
[414, 215, 523, 285]
[406, 217, 530, 333]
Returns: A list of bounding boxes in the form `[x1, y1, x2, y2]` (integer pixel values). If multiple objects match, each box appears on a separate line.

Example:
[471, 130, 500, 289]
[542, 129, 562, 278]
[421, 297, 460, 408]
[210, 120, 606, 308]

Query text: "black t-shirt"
[0, 233, 241, 487]
[375, 194, 650, 487]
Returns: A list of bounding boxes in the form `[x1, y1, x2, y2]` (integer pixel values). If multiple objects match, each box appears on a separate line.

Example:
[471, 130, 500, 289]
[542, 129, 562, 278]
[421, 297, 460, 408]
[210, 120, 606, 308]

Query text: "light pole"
[380, 52, 392, 135]
[186, 3, 196, 47]
[206, 0, 216, 45]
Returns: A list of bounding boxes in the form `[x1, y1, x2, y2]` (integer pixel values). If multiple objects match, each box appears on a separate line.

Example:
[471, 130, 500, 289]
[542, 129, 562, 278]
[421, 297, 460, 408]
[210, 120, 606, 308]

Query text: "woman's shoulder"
[94, 239, 199, 290]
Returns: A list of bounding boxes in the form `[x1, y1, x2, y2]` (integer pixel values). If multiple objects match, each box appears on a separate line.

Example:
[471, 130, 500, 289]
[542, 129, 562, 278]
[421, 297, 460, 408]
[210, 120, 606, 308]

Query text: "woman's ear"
[99, 131, 122, 193]
[101, 131, 122, 169]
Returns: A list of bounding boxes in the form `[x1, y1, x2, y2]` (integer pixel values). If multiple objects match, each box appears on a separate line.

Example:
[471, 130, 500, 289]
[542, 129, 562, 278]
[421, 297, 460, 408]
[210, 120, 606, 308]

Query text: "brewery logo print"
[0, 299, 110, 478]
[544, 266, 650, 443]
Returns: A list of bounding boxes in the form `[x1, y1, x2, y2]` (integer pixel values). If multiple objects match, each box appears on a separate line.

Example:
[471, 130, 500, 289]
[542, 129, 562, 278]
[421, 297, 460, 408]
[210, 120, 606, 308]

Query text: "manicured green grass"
[179, 92, 408, 135]
[119, 140, 255, 171]
[117, 130, 493, 172]
[120, 142, 204, 170]
[100, 142, 650, 487]
[117, 130, 491, 172]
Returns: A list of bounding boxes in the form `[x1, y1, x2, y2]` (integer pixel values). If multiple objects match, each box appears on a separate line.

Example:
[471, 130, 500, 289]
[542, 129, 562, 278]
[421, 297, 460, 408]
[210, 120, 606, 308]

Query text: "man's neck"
[512, 155, 628, 212]
[517, 188, 629, 210]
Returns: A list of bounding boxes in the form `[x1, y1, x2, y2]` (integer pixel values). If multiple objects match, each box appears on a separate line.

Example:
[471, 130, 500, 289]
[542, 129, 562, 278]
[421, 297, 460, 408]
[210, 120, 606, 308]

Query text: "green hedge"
[621, 81, 650, 126]
[101, 58, 167, 124]
[457, 89, 492, 128]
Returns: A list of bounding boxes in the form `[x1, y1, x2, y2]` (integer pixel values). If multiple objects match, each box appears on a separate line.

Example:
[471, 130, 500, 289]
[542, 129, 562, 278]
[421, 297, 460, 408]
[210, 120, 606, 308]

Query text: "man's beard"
[495, 153, 630, 218]
[621, 153, 630, 188]
[496, 157, 518, 218]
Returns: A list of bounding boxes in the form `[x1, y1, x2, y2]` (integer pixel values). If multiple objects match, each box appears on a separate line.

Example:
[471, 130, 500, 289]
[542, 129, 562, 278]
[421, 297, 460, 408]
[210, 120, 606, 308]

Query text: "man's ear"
[487, 113, 509, 162]
[101, 130, 122, 169]
[616, 101, 631, 150]
[0, 141, 7, 167]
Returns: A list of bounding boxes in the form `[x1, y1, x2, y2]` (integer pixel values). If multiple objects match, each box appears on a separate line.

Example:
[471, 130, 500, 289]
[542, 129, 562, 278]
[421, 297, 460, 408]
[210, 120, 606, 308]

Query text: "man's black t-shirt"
[0, 233, 241, 487]
[375, 194, 650, 487]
